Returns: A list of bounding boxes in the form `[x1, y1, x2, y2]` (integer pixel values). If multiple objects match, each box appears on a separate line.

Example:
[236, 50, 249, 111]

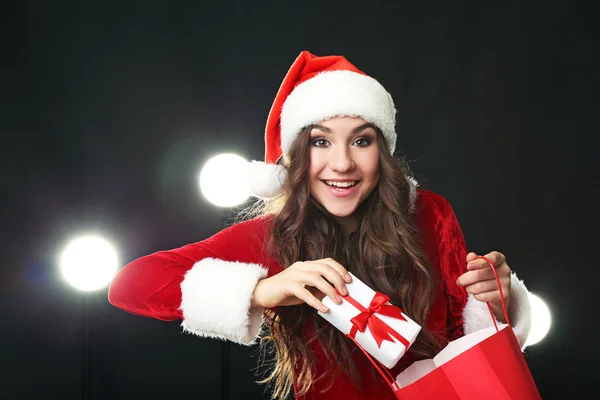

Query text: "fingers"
[466, 252, 479, 263]
[304, 258, 351, 295]
[456, 263, 510, 287]
[460, 276, 510, 295]
[473, 290, 509, 304]
[287, 258, 352, 313]
[294, 286, 330, 313]
[317, 258, 353, 283]
[484, 251, 506, 266]
[467, 251, 506, 270]
[460, 251, 512, 315]
[301, 271, 343, 306]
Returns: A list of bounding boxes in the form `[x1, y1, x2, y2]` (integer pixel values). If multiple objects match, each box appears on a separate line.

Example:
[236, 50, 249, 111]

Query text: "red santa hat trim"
[247, 50, 397, 199]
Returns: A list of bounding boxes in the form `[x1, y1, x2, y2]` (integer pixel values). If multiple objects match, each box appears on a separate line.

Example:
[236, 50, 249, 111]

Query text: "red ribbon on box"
[341, 290, 410, 348]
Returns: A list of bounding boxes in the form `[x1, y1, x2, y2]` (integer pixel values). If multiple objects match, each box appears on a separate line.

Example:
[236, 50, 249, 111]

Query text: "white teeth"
[325, 180, 357, 188]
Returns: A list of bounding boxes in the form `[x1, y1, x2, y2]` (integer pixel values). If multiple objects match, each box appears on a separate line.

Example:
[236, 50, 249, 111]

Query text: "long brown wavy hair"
[249, 126, 444, 399]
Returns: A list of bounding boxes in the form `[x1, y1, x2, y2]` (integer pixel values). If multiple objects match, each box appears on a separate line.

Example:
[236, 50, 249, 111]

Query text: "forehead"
[312, 116, 377, 133]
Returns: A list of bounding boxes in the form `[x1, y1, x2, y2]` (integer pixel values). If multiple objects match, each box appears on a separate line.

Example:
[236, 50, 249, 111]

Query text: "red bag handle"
[349, 255, 511, 392]
[345, 333, 399, 391]
[479, 255, 511, 330]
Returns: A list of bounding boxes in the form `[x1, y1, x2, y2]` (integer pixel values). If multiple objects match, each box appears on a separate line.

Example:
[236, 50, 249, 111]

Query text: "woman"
[108, 51, 532, 400]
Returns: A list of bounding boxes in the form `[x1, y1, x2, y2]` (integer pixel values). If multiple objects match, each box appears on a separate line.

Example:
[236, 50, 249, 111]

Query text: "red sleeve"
[435, 195, 469, 340]
[107, 216, 274, 321]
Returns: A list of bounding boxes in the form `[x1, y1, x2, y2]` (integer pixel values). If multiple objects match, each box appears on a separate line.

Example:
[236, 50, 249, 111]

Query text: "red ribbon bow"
[345, 291, 410, 348]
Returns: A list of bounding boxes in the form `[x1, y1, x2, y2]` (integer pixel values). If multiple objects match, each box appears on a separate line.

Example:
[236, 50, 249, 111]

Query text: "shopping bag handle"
[345, 333, 399, 391]
[477, 255, 511, 330]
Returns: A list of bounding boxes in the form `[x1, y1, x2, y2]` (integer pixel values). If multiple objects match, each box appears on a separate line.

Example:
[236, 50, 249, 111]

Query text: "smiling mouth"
[323, 180, 359, 188]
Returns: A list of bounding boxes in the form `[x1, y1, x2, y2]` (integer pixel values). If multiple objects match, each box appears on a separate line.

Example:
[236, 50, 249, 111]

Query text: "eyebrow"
[311, 122, 377, 135]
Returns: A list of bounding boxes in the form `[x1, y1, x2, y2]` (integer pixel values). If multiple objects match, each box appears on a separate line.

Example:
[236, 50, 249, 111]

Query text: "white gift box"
[318, 272, 421, 369]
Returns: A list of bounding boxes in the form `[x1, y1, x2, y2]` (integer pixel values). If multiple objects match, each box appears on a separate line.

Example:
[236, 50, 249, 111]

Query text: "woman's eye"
[354, 138, 371, 147]
[312, 138, 329, 147]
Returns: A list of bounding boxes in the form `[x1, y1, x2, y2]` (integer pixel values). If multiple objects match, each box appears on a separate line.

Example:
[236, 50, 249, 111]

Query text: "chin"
[323, 205, 358, 218]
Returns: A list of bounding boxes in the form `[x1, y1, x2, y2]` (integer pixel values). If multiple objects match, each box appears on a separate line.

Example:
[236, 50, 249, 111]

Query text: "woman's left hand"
[456, 251, 511, 323]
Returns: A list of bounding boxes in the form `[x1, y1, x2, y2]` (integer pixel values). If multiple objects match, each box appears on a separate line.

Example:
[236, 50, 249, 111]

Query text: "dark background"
[2, 1, 598, 399]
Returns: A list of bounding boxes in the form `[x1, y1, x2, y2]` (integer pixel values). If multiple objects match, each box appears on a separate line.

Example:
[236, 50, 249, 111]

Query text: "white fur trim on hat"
[462, 273, 533, 349]
[280, 70, 397, 155]
[179, 257, 268, 345]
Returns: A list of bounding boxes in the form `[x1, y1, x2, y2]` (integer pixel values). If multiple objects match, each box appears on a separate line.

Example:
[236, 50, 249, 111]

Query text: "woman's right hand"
[251, 258, 352, 313]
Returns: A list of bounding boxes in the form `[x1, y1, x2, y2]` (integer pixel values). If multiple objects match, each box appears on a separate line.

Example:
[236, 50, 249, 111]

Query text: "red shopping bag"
[349, 256, 542, 399]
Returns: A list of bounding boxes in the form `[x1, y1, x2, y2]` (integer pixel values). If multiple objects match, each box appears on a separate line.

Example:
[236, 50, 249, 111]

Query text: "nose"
[329, 146, 355, 173]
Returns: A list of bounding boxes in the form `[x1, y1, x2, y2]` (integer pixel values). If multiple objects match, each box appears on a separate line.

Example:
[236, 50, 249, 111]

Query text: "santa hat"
[247, 50, 397, 199]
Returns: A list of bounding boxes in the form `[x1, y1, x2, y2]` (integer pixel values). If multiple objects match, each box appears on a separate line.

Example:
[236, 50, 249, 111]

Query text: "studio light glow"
[525, 293, 551, 346]
[199, 153, 250, 207]
[60, 235, 118, 291]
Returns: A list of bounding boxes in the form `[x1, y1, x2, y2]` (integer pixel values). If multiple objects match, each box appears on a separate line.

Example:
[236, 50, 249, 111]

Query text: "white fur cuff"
[462, 273, 533, 349]
[179, 258, 269, 345]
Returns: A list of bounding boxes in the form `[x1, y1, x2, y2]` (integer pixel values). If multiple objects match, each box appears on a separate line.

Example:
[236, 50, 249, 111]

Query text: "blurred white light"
[525, 293, 551, 346]
[199, 153, 250, 207]
[60, 235, 118, 291]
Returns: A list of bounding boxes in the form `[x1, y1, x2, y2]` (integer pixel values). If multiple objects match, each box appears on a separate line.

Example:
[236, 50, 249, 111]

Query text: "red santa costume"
[108, 51, 533, 400]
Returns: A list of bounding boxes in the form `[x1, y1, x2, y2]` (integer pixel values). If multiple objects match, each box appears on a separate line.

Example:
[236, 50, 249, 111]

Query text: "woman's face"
[308, 116, 380, 231]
